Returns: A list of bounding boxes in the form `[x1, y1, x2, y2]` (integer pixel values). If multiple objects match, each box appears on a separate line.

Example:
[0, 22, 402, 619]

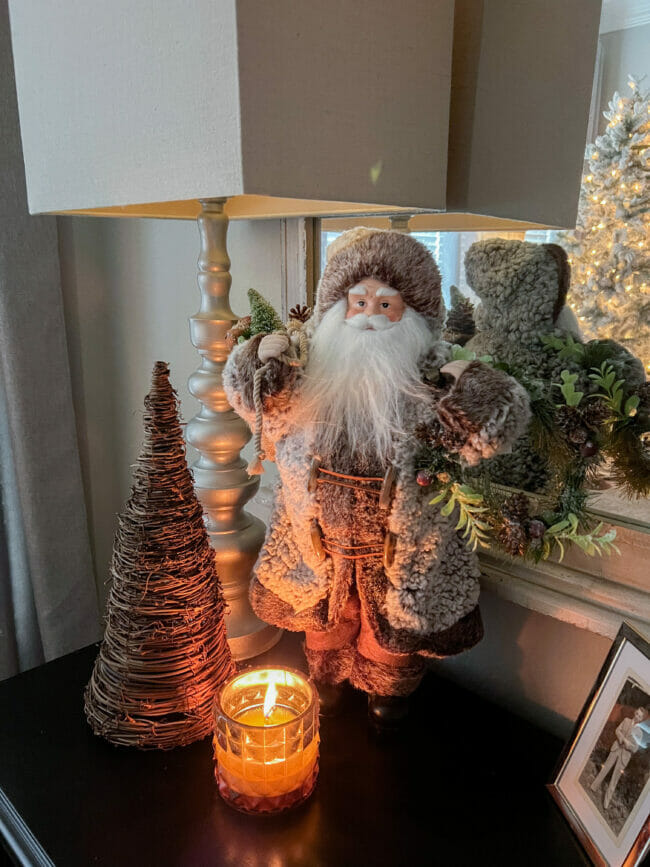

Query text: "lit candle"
[213, 667, 319, 814]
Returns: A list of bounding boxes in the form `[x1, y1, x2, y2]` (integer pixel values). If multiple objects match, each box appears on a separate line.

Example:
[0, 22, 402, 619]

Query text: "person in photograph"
[590, 707, 649, 809]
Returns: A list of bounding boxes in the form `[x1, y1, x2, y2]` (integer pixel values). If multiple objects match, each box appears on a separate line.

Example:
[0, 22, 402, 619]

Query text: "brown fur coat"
[224, 332, 530, 658]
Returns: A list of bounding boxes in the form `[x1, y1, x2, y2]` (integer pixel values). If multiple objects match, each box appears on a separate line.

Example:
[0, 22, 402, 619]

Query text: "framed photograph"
[549, 622, 650, 867]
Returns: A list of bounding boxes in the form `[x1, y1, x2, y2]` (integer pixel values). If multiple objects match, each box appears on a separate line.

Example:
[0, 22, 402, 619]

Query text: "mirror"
[317, 218, 650, 533]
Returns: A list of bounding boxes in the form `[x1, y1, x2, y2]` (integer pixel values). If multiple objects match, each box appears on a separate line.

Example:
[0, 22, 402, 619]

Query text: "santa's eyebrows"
[348, 283, 399, 297]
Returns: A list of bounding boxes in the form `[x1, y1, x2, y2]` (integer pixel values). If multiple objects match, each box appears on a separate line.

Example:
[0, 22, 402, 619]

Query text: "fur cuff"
[304, 644, 354, 685]
[415, 606, 484, 658]
[436, 362, 531, 466]
[371, 604, 484, 658]
[249, 577, 329, 632]
[349, 651, 425, 697]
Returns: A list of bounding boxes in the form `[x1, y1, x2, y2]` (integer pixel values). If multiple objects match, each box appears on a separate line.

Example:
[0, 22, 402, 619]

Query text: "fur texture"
[224, 335, 529, 651]
[349, 650, 425, 697]
[464, 238, 645, 489]
[465, 239, 580, 489]
[437, 361, 531, 466]
[316, 229, 444, 333]
[466, 239, 570, 360]
[304, 644, 425, 696]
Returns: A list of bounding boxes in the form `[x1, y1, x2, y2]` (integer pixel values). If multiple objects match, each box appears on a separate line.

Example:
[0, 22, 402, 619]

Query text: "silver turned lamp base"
[187, 198, 281, 660]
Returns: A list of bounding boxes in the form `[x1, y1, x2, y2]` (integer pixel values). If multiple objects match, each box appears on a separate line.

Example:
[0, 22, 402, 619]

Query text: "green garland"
[422, 340, 650, 562]
[588, 360, 650, 498]
[430, 483, 491, 552]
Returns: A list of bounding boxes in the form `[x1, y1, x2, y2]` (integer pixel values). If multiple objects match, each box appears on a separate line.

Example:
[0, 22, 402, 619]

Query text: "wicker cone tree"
[84, 362, 235, 749]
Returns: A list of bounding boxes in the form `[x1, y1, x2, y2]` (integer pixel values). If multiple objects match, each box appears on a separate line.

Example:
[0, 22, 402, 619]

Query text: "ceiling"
[600, 0, 650, 33]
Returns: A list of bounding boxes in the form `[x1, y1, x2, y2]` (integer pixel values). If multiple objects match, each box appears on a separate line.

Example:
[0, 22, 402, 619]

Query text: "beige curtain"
[0, 0, 100, 679]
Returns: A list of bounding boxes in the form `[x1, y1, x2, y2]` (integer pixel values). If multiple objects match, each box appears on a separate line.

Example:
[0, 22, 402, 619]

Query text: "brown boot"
[314, 680, 348, 717]
[368, 692, 410, 727]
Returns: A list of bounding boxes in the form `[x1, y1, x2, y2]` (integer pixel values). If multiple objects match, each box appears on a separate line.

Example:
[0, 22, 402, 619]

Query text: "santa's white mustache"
[345, 313, 395, 330]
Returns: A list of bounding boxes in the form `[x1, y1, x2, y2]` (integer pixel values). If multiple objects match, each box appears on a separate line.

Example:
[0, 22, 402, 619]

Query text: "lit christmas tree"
[562, 78, 650, 371]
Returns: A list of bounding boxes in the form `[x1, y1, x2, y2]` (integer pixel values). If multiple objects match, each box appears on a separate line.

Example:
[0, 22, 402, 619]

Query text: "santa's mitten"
[436, 361, 530, 465]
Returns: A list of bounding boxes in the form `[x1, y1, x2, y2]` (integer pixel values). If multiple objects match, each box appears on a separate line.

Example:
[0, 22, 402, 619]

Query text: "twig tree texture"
[85, 362, 235, 749]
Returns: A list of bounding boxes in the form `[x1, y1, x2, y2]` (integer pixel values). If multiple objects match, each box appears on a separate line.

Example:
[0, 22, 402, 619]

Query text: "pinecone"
[225, 315, 251, 351]
[415, 419, 466, 453]
[556, 405, 588, 444]
[289, 304, 312, 323]
[443, 296, 476, 346]
[438, 426, 468, 454]
[582, 400, 610, 430]
[498, 493, 531, 556]
[501, 492, 530, 525]
[497, 521, 528, 557]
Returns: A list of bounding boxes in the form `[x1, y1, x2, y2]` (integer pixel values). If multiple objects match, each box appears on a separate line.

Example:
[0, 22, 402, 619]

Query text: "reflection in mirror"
[562, 79, 650, 379]
[318, 218, 650, 533]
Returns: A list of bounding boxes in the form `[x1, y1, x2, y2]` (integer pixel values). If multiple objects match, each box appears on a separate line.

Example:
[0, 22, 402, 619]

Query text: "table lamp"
[7, 0, 601, 659]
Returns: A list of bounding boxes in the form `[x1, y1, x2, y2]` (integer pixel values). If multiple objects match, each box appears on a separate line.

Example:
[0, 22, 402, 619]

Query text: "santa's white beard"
[297, 299, 435, 464]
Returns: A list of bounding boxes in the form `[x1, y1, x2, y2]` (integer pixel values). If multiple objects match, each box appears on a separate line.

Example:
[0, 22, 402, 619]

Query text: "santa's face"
[299, 288, 434, 463]
[345, 277, 405, 329]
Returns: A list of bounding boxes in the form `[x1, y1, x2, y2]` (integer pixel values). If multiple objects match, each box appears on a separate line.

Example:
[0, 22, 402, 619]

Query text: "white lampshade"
[8, 0, 601, 229]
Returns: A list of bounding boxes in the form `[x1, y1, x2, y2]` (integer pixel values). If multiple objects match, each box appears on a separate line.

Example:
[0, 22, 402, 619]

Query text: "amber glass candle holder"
[213, 667, 319, 814]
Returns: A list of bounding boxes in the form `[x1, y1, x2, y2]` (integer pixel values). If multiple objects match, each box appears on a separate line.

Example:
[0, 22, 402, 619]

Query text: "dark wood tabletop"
[0, 633, 589, 867]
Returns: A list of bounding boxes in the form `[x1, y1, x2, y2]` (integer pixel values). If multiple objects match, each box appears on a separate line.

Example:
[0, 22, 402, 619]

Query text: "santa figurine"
[224, 228, 530, 724]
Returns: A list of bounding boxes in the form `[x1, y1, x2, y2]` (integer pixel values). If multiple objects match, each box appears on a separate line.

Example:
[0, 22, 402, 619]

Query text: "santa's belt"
[310, 518, 397, 569]
[307, 457, 396, 509]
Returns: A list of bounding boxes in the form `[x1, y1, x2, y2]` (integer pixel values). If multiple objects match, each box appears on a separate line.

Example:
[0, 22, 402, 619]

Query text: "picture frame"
[549, 622, 650, 867]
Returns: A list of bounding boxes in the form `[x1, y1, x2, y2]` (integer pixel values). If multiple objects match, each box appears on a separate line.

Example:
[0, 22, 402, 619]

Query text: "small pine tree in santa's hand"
[562, 77, 650, 371]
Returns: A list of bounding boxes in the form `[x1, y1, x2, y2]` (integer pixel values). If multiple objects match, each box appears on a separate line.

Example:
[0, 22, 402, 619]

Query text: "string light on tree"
[562, 77, 650, 371]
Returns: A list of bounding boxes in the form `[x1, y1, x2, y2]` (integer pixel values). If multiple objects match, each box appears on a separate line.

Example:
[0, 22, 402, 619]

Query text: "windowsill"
[588, 488, 650, 535]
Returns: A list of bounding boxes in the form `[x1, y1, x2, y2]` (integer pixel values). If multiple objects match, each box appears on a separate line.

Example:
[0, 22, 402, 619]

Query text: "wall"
[58, 215, 283, 611]
[598, 23, 650, 129]
[434, 594, 611, 737]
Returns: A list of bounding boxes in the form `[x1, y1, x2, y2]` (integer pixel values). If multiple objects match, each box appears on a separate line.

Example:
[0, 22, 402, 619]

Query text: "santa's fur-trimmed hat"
[315, 228, 443, 332]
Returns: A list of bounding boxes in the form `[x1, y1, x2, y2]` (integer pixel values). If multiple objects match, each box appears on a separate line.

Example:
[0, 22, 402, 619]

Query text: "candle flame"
[263, 681, 278, 719]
